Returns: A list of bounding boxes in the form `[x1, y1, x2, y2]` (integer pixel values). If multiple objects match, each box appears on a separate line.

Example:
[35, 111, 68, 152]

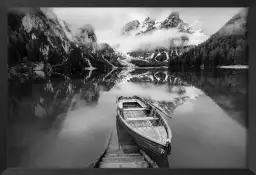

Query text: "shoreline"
[218, 65, 249, 69]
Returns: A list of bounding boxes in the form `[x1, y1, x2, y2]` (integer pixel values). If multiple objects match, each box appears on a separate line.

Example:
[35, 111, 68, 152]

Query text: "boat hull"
[116, 112, 171, 158]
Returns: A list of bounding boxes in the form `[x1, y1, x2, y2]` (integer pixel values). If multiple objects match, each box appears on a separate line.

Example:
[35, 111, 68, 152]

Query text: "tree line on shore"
[169, 33, 248, 69]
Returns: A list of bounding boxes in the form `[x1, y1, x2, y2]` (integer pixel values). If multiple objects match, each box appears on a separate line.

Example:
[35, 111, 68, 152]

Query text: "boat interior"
[118, 98, 168, 144]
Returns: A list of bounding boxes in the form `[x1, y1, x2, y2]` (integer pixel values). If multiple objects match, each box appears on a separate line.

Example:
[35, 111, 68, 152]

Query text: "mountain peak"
[78, 24, 95, 31]
[144, 16, 155, 22]
[161, 12, 182, 29]
[168, 12, 180, 19]
[121, 20, 140, 35]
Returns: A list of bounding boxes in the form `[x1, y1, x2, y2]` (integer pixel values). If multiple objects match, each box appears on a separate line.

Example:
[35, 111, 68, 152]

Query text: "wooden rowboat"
[116, 95, 172, 158]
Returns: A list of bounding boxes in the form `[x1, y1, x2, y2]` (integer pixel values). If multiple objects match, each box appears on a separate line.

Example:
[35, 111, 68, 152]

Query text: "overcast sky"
[53, 8, 244, 43]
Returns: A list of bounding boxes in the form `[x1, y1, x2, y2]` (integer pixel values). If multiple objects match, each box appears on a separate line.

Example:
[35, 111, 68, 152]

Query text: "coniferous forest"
[170, 9, 248, 69]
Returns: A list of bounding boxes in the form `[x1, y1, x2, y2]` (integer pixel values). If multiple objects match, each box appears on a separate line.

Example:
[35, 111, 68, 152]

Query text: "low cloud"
[105, 28, 209, 52]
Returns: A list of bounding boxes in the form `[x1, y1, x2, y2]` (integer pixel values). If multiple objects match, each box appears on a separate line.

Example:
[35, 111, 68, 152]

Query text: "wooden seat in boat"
[123, 108, 148, 111]
[123, 110, 146, 119]
[126, 117, 159, 121]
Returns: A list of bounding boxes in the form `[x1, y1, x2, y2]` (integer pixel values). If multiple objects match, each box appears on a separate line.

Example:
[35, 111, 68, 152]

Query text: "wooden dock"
[93, 117, 159, 168]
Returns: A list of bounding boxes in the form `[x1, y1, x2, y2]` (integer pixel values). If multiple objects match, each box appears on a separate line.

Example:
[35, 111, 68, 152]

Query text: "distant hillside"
[174, 8, 248, 68]
[8, 8, 247, 73]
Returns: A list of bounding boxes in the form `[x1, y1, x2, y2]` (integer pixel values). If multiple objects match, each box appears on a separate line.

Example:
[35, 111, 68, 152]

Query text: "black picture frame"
[1, 0, 255, 174]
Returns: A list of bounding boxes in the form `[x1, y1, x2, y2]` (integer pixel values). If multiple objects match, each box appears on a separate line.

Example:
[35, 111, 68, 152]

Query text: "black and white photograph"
[7, 7, 248, 168]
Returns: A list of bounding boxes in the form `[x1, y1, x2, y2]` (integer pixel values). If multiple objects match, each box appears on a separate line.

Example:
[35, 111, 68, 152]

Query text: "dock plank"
[101, 157, 145, 163]
[105, 153, 142, 157]
[96, 122, 150, 168]
[99, 162, 149, 168]
[94, 117, 161, 168]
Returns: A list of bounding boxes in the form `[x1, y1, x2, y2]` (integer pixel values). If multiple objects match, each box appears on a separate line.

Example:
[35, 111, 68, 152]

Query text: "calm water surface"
[8, 68, 247, 168]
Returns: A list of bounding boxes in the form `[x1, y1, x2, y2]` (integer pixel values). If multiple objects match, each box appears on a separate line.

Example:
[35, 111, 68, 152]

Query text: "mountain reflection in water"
[8, 68, 247, 168]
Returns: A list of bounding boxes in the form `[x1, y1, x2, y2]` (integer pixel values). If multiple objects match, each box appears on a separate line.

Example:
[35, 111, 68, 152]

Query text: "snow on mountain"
[111, 11, 209, 67]
[122, 12, 205, 37]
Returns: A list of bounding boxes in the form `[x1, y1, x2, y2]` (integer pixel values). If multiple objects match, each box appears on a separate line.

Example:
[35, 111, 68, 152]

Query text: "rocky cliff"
[7, 8, 120, 75]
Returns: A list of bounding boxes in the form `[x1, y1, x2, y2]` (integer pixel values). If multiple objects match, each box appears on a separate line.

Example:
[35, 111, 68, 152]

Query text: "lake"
[7, 68, 248, 168]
